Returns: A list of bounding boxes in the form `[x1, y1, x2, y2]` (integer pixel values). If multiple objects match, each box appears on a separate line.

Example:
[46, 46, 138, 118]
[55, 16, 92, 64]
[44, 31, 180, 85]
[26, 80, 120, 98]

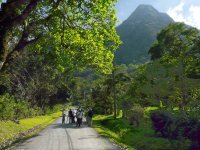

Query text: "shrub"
[188, 123, 200, 150]
[174, 116, 200, 149]
[0, 94, 16, 120]
[173, 117, 197, 138]
[150, 110, 173, 138]
[0, 94, 32, 120]
[150, 110, 200, 149]
[13, 101, 29, 119]
[127, 105, 144, 127]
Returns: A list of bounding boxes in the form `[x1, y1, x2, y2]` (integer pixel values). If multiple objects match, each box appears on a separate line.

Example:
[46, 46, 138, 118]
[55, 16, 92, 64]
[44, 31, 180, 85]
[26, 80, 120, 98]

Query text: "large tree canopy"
[0, 0, 120, 73]
[149, 23, 199, 60]
[148, 22, 200, 78]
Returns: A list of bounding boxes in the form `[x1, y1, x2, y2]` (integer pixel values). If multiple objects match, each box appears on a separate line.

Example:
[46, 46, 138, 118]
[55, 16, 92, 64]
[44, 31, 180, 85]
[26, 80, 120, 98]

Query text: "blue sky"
[1, 0, 200, 29]
[116, 0, 200, 29]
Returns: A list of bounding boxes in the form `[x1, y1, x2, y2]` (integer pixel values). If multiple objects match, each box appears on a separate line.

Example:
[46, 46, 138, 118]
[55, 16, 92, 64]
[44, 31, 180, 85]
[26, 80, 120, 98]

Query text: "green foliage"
[187, 88, 200, 120]
[0, 93, 64, 121]
[150, 109, 200, 149]
[127, 105, 144, 127]
[28, 0, 121, 74]
[126, 55, 200, 109]
[1, 1, 121, 74]
[0, 48, 73, 118]
[93, 112, 172, 150]
[149, 22, 200, 78]
[0, 94, 29, 120]
[138, 61, 170, 103]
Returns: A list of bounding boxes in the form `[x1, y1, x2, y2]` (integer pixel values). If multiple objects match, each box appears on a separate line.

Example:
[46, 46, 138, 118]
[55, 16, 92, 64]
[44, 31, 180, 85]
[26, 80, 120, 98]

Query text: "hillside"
[115, 4, 174, 64]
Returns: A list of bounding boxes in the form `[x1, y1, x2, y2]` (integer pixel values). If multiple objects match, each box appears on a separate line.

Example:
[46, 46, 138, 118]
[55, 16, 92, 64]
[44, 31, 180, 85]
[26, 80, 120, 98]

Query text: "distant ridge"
[115, 4, 174, 64]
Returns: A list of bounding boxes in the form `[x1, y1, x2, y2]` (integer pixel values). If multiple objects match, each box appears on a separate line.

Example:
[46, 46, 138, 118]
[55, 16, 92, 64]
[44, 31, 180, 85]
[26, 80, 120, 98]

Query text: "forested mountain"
[115, 4, 174, 64]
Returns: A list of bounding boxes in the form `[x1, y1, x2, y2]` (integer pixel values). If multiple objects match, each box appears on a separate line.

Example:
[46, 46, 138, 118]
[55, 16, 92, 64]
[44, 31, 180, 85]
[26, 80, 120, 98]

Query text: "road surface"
[14, 118, 120, 150]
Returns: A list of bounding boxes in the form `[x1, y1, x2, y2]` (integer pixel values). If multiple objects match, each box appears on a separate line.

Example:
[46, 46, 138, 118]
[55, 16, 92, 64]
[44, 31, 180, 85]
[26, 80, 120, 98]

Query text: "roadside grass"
[93, 107, 180, 150]
[0, 112, 61, 147]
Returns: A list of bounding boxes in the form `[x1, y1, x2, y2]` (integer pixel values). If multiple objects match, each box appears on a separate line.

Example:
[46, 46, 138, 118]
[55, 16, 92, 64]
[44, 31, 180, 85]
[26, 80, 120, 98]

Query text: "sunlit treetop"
[0, 0, 121, 74]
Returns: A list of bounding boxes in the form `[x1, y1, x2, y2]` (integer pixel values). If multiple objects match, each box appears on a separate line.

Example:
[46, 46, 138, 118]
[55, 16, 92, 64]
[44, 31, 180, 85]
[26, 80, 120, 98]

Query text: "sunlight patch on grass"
[0, 112, 61, 146]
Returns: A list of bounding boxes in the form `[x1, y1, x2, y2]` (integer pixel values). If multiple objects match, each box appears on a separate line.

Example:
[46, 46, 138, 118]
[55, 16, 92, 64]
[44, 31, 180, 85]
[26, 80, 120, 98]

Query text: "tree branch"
[0, 0, 40, 27]
[0, 0, 26, 22]
[1, 34, 41, 71]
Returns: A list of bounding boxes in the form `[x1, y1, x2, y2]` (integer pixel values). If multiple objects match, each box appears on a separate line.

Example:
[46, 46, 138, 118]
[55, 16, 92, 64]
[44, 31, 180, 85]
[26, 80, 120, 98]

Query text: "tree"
[114, 65, 131, 118]
[0, 0, 120, 73]
[90, 78, 114, 114]
[0, 0, 54, 69]
[148, 22, 200, 109]
[139, 61, 170, 106]
[0, 48, 74, 114]
[149, 22, 200, 79]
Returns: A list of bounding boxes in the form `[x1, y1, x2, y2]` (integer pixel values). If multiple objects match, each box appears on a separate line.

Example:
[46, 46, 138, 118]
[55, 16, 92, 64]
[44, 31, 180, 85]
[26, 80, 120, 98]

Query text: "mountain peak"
[136, 4, 158, 11]
[126, 5, 162, 24]
[115, 5, 174, 64]
[119, 4, 173, 28]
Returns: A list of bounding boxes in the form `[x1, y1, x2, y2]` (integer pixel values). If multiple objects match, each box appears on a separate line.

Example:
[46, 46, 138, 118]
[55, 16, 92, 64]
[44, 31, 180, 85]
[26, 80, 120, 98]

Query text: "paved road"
[14, 118, 120, 150]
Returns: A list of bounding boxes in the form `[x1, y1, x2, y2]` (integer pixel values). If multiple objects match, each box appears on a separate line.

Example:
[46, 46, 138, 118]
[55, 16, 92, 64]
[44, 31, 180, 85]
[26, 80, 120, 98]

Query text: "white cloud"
[187, 6, 200, 29]
[167, 0, 200, 29]
[167, 0, 185, 22]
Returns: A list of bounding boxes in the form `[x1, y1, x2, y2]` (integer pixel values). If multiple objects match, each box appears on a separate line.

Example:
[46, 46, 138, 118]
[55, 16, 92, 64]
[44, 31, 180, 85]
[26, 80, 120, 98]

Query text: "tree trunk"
[112, 68, 117, 119]
[0, 27, 11, 70]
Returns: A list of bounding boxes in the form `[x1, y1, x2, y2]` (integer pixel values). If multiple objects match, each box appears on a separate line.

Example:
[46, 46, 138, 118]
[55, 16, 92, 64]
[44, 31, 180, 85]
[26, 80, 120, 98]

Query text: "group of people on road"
[62, 107, 93, 127]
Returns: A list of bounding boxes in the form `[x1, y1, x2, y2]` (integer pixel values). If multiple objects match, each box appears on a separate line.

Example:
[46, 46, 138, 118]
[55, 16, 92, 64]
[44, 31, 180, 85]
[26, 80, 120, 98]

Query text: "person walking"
[76, 108, 83, 127]
[68, 109, 73, 124]
[86, 108, 89, 125]
[71, 109, 76, 123]
[62, 111, 66, 124]
[87, 108, 93, 127]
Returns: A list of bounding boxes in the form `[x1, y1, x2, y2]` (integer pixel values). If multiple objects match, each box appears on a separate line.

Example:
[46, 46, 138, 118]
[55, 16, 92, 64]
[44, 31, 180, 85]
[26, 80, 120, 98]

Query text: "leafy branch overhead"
[0, 0, 121, 73]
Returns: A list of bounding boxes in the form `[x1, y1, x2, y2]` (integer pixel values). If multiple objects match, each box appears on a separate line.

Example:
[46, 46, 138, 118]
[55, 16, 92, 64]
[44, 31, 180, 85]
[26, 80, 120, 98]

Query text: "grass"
[93, 108, 176, 150]
[0, 112, 61, 148]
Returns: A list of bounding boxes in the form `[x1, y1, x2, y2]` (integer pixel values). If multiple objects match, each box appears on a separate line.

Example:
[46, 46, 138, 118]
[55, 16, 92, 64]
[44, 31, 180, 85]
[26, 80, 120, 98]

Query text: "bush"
[13, 101, 29, 119]
[150, 110, 200, 149]
[0, 94, 16, 120]
[188, 123, 200, 150]
[0, 94, 31, 120]
[127, 105, 144, 127]
[0, 94, 63, 121]
[150, 110, 173, 138]
[173, 116, 200, 149]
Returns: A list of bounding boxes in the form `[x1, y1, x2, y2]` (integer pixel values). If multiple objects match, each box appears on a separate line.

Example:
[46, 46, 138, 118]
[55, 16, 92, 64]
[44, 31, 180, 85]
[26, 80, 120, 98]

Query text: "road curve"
[14, 118, 120, 150]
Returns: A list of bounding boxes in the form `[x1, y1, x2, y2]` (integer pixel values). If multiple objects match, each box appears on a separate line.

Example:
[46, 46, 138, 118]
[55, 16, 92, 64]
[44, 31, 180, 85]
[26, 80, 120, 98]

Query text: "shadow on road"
[52, 122, 91, 129]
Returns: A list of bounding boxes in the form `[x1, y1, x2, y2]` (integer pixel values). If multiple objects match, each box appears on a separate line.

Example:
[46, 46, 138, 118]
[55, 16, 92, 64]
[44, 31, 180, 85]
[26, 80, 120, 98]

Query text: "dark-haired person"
[87, 108, 93, 127]
[76, 109, 83, 127]
[62, 111, 66, 124]
[68, 109, 73, 124]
